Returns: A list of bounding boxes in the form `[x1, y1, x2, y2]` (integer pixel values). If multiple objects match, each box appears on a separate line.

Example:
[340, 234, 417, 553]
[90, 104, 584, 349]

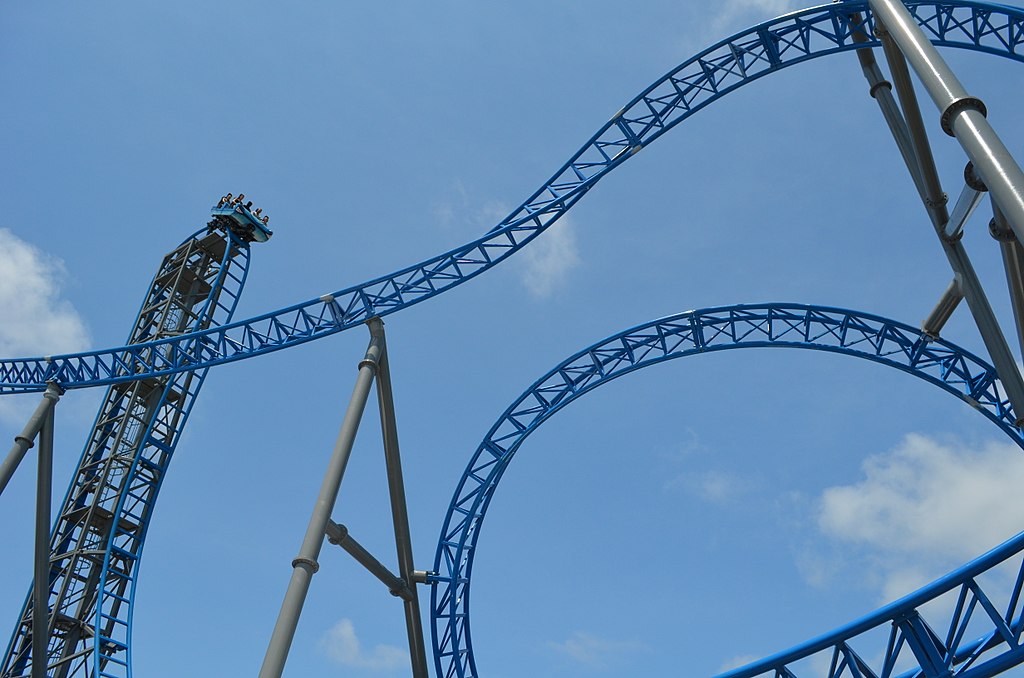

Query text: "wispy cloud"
[708, 0, 801, 38]
[0, 229, 89, 358]
[666, 469, 750, 504]
[548, 631, 648, 670]
[433, 185, 581, 298]
[319, 618, 406, 671]
[719, 654, 762, 673]
[519, 215, 580, 299]
[813, 433, 1024, 602]
[0, 229, 89, 425]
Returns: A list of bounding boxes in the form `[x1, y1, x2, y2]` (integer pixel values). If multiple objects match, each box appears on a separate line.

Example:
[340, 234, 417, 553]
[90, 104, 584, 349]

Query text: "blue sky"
[4, 1, 1024, 676]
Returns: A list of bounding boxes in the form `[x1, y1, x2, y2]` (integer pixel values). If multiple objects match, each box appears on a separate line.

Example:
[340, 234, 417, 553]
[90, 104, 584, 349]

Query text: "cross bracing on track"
[2, 0, 1024, 394]
[2, 224, 256, 678]
[431, 303, 1024, 678]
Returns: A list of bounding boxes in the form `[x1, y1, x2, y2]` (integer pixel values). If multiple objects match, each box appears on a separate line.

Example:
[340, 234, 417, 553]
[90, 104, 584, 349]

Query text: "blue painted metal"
[1, 1, 1023, 394]
[1, 217, 261, 678]
[430, 303, 1024, 678]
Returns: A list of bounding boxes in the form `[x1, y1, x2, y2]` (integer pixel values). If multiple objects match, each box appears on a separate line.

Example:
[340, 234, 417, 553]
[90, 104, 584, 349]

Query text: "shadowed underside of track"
[2, 222, 256, 678]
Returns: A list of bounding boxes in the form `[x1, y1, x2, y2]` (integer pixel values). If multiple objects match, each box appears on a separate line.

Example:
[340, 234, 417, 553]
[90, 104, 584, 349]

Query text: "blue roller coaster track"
[4, 1, 1024, 677]
[430, 303, 1024, 678]
[2, 1, 1024, 395]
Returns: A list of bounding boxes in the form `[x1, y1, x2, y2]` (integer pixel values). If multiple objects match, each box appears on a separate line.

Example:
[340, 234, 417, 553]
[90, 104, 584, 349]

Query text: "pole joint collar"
[941, 96, 987, 136]
[291, 557, 320, 573]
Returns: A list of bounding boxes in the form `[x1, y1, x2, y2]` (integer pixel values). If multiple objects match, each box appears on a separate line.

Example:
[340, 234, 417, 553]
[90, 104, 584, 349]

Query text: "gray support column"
[850, 17, 928, 201]
[991, 204, 1024, 362]
[368, 317, 429, 678]
[259, 329, 384, 678]
[868, 16, 1024, 422]
[31, 400, 55, 678]
[0, 383, 62, 498]
[869, 0, 1024, 247]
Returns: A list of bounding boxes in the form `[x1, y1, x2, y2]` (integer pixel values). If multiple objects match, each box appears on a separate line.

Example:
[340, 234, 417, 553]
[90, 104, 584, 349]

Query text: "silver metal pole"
[0, 383, 62, 498]
[259, 329, 384, 678]
[872, 17, 1024, 421]
[922, 276, 963, 339]
[869, 0, 1024, 246]
[991, 203, 1024, 362]
[31, 400, 55, 678]
[368, 317, 429, 678]
[851, 19, 928, 201]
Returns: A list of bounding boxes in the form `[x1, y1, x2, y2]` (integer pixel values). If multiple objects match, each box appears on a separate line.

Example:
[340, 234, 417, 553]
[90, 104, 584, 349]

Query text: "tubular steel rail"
[431, 303, 1024, 678]
[1, 1, 1024, 395]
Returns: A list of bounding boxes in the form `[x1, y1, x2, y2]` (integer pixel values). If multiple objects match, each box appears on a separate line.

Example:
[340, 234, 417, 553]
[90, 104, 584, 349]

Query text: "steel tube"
[259, 329, 384, 678]
[944, 183, 983, 240]
[871, 15, 1024, 421]
[869, 0, 1024, 246]
[992, 204, 1024, 362]
[0, 383, 62, 498]
[368, 317, 429, 678]
[325, 521, 412, 601]
[31, 403, 54, 678]
[851, 15, 928, 201]
[922, 277, 963, 338]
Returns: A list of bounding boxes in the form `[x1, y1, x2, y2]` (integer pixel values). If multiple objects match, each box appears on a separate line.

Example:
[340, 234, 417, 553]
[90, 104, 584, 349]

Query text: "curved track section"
[2, 224, 256, 678]
[2, 1, 1024, 394]
[431, 303, 1024, 678]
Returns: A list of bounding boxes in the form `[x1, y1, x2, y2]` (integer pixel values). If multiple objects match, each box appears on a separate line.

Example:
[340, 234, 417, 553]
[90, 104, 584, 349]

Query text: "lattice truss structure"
[1, 224, 253, 678]
[3, 2, 1024, 678]
[431, 305, 1024, 678]
[1, 2, 1023, 395]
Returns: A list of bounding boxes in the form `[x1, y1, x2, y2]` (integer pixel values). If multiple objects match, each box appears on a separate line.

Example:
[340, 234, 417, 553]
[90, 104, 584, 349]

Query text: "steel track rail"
[431, 303, 1024, 678]
[2, 0, 1023, 394]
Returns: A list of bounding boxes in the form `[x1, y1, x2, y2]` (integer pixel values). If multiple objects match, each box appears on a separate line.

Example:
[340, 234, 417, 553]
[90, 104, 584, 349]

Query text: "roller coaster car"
[209, 203, 274, 243]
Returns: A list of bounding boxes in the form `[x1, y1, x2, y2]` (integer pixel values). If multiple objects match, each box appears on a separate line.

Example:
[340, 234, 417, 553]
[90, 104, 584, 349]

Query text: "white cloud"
[666, 469, 750, 504]
[709, 0, 801, 38]
[719, 654, 762, 673]
[319, 618, 406, 671]
[0, 229, 89, 424]
[814, 433, 1024, 602]
[548, 631, 647, 669]
[519, 215, 581, 299]
[0, 229, 89, 358]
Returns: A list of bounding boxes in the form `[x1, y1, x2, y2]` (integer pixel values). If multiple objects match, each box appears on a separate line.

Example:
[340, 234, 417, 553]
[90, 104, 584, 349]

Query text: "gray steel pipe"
[325, 521, 412, 601]
[869, 0, 1024, 247]
[259, 329, 384, 678]
[922, 276, 963, 338]
[31, 401, 54, 678]
[369, 317, 429, 678]
[0, 382, 62, 498]
[869, 13, 1024, 421]
[992, 204, 1024, 362]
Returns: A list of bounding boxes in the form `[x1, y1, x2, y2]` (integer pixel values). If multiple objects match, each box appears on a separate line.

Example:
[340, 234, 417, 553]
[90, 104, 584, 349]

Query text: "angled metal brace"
[869, 0, 1024, 249]
[855, 15, 1024, 423]
[991, 202, 1024, 363]
[259, 318, 428, 678]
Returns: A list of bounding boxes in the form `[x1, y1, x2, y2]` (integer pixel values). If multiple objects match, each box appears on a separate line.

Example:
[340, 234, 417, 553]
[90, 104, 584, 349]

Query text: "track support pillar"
[259, 318, 428, 678]
[855, 12, 1024, 423]
[259, 330, 383, 678]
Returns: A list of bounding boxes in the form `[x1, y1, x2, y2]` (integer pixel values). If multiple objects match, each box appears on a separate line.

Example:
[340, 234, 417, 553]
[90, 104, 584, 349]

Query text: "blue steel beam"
[431, 303, 1024, 678]
[1, 1, 1023, 394]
